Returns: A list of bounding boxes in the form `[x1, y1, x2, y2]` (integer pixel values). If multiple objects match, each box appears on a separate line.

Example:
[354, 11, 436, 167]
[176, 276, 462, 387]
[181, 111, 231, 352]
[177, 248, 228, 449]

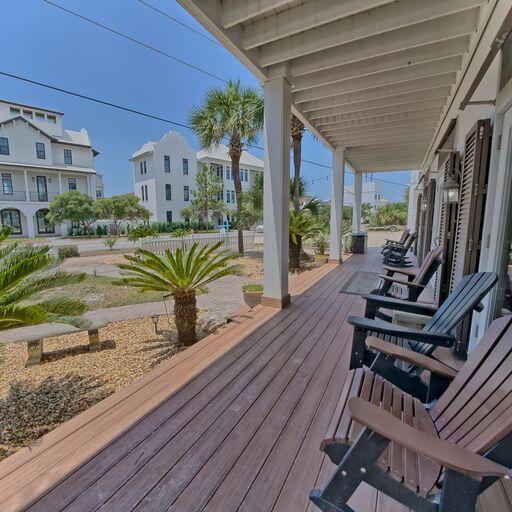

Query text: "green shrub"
[57, 245, 79, 260]
[151, 221, 214, 233]
[313, 230, 329, 255]
[95, 225, 108, 236]
[369, 203, 408, 227]
[103, 238, 117, 250]
[243, 284, 263, 293]
[127, 224, 158, 242]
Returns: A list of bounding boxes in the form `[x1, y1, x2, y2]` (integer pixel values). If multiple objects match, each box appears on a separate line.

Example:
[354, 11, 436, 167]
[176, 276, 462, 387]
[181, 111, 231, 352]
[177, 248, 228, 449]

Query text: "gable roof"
[0, 116, 58, 141]
[197, 144, 264, 168]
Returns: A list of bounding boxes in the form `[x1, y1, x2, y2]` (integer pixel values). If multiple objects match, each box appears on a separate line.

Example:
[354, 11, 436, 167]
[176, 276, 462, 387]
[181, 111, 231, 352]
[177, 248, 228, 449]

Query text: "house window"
[68, 178, 77, 190]
[0, 137, 9, 156]
[245, 169, 248, 182]
[226, 189, 230, 203]
[47, 115, 56, 124]
[144, 185, 148, 201]
[36, 208, 54, 234]
[141, 185, 145, 201]
[166, 211, 173, 223]
[184, 185, 189, 202]
[140, 162, 143, 175]
[36, 142, 45, 159]
[2, 174, 13, 195]
[64, 149, 72, 165]
[1, 208, 22, 234]
[182, 158, 188, 175]
[226, 166, 231, 180]
[231, 190, 236, 203]
[144, 161, 147, 174]
[23, 110, 33, 118]
[166, 184, 172, 200]
[9, 108, 20, 115]
[164, 155, 171, 173]
[96, 187, 103, 199]
[35, 113, 45, 121]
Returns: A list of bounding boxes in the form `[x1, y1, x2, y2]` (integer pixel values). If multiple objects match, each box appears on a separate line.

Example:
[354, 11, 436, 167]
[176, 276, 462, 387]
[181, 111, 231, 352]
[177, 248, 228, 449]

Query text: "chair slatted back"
[408, 272, 498, 356]
[430, 316, 512, 454]
[396, 229, 410, 246]
[402, 232, 416, 252]
[413, 246, 444, 285]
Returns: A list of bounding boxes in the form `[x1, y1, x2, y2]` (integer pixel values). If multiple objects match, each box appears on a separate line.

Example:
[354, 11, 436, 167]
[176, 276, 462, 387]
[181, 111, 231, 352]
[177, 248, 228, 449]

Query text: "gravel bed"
[0, 315, 219, 460]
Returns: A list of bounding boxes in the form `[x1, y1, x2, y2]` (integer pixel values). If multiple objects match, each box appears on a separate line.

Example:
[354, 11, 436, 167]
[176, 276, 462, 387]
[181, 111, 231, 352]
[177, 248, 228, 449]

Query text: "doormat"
[340, 271, 381, 296]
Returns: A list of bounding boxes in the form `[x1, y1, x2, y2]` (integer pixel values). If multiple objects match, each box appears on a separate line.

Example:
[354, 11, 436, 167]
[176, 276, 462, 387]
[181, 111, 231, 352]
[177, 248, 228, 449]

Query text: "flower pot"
[314, 254, 329, 265]
[243, 290, 263, 309]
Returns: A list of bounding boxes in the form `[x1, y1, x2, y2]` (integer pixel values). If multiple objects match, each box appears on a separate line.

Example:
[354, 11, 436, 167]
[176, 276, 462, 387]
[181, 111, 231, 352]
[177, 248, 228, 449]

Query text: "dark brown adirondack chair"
[348, 272, 498, 402]
[310, 315, 512, 512]
[374, 245, 444, 306]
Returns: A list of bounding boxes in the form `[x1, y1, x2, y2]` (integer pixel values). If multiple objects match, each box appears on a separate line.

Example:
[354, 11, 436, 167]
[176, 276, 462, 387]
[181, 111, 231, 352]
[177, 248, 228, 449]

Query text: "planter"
[243, 284, 263, 309]
[314, 254, 329, 265]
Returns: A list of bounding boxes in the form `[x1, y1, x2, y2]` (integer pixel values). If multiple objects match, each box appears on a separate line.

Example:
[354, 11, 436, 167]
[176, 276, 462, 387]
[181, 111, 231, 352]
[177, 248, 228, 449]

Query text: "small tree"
[181, 164, 226, 225]
[96, 194, 151, 234]
[361, 203, 373, 224]
[47, 190, 97, 232]
[289, 209, 318, 272]
[239, 173, 263, 228]
[369, 202, 408, 227]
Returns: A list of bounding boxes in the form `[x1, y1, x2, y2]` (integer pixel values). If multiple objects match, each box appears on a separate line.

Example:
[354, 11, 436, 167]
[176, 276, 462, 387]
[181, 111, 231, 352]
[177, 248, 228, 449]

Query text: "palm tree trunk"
[230, 149, 244, 254]
[292, 136, 302, 213]
[173, 290, 197, 346]
[289, 235, 301, 271]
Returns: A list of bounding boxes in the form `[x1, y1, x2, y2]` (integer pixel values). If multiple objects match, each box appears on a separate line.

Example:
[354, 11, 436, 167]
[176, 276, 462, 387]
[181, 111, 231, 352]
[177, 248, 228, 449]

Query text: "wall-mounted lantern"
[442, 176, 459, 204]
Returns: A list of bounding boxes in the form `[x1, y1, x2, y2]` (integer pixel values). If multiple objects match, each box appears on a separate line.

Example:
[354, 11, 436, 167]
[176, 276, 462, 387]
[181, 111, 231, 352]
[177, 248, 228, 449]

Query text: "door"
[37, 176, 48, 202]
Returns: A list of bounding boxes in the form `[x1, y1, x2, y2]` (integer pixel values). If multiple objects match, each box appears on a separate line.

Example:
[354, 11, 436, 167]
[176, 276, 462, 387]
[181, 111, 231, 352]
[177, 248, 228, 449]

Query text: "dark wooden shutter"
[435, 152, 460, 304]
[414, 193, 422, 255]
[420, 179, 436, 263]
[450, 119, 491, 356]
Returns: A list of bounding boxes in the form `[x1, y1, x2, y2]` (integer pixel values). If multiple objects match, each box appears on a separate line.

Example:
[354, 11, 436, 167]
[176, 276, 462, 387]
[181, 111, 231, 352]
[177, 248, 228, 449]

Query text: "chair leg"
[310, 429, 389, 512]
[349, 328, 367, 370]
[439, 469, 481, 512]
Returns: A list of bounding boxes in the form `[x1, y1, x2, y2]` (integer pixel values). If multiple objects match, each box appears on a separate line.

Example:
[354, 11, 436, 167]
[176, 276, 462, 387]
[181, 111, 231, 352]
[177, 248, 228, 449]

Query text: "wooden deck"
[0, 248, 509, 511]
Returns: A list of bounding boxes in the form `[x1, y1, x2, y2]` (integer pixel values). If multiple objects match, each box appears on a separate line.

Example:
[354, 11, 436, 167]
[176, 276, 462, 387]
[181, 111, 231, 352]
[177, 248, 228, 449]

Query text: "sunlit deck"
[0, 249, 507, 511]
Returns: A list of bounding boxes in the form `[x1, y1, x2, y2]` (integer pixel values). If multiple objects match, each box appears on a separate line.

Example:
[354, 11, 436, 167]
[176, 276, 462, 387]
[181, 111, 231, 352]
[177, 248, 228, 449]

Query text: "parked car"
[255, 225, 264, 233]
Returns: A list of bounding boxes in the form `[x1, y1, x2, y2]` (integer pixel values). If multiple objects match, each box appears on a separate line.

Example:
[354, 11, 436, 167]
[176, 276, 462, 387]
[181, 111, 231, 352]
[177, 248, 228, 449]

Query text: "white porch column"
[352, 171, 363, 233]
[329, 148, 345, 264]
[58, 173, 63, 194]
[23, 170, 29, 201]
[262, 68, 291, 309]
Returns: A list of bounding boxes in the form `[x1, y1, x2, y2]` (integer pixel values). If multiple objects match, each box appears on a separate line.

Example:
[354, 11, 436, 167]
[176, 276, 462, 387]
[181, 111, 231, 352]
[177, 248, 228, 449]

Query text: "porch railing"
[0, 191, 27, 201]
[139, 231, 255, 254]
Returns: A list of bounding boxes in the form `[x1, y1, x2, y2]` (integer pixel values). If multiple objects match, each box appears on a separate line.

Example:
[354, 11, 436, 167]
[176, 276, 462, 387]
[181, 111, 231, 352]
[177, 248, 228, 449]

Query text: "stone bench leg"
[88, 329, 101, 351]
[27, 340, 43, 366]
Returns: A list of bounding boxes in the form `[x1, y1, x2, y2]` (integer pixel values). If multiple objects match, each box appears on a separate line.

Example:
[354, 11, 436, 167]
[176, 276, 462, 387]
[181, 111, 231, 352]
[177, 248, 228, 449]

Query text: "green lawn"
[34, 275, 165, 310]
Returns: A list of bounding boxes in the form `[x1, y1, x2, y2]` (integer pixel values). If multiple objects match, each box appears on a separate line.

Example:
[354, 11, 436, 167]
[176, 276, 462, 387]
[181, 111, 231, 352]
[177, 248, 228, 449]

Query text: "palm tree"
[239, 173, 263, 228]
[116, 242, 241, 345]
[189, 80, 264, 254]
[0, 227, 87, 331]
[289, 210, 318, 272]
[291, 115, 305, 213]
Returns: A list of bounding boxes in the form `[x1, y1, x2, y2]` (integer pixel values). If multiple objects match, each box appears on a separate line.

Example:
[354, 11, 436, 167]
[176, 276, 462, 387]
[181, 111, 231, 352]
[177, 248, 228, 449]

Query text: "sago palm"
[189, 80, 264, 253]
[289, 210, 319, 272]
[0, 227, 87, 331]
[116, 241, 242, 345]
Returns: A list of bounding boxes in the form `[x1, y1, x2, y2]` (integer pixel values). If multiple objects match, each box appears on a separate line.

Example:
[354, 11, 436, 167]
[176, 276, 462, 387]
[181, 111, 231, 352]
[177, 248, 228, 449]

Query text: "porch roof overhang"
[176, 0, 510, 172]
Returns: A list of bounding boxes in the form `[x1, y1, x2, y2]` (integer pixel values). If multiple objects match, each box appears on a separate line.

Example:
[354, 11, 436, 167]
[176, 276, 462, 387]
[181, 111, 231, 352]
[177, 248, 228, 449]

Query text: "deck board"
[1, 248, 504, 511]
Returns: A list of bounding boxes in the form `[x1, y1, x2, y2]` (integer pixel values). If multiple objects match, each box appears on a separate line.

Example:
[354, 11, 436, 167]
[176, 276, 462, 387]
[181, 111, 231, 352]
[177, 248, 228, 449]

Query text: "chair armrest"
[362, 294, 438, 316]
[347, 316, 456, 347]
[378, 275, 425, 288]
[365, 336, 457, 379]
[348, 398, 512, 478]
[382, 265, 418, 277]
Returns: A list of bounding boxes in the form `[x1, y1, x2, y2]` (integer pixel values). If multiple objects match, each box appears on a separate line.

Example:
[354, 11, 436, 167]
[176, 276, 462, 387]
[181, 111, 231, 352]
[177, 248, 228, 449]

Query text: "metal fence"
[139, 231, 255, 254]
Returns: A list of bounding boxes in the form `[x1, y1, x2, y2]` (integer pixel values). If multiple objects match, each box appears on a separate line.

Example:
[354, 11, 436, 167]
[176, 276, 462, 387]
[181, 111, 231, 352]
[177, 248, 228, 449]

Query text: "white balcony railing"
[0, 191, 27, 201]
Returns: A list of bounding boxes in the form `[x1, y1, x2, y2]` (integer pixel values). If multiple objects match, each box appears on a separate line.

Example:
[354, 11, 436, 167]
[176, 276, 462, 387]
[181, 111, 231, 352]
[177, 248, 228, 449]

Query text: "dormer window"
[47, 115, 56, 124]
[23, 110, 33, 119]
[9, 108, 20, 115]
[36, 142, 46, 159]
[35, 113, 45, 121]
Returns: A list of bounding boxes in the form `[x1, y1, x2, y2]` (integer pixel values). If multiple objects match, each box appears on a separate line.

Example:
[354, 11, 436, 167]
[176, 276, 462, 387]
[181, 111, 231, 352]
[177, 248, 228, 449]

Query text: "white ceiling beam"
[349, 154, 424, 163]
[331, 132, 433, 147]
[220, 0, 291, 28]
[317, 112, 440, 132]
[289, 11, 478, 77]
[243, 0, 396, 49]
[346, 147, 429, 158]
[312, 100, 445, 126]
[323, 120, 438, 138]
[346, 162, 421, 171]
[306, 88, 451, 120]
[259, 0, 481, 67]
[299, 74, 456, 113]
[293, 37, 469, 92]
[293, 57, 462, 104]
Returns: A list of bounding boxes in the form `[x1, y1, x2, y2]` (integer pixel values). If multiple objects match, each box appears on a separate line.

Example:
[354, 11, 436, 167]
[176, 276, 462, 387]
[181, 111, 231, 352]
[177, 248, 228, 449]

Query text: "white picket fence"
[139, 231, 255, 254]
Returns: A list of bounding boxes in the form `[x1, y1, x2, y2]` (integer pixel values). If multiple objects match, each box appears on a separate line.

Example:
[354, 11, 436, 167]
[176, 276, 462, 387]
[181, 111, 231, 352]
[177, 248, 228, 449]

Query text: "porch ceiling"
[176, 0, 492, 172]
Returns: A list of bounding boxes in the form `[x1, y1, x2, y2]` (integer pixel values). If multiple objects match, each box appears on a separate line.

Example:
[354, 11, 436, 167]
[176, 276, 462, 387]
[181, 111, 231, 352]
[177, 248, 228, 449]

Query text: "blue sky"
[1, 0, 410, 202]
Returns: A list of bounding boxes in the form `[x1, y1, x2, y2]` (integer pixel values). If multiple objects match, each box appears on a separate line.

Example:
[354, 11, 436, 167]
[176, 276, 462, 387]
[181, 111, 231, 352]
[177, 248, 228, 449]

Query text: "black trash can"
[351, 232, 367, 254]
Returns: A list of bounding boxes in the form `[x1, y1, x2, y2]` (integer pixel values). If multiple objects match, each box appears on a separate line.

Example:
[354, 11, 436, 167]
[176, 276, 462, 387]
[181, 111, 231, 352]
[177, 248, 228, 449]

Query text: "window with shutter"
[414, 193, 422, 255]
[419, 179, 436, 264]
[450, 119, 491, 356]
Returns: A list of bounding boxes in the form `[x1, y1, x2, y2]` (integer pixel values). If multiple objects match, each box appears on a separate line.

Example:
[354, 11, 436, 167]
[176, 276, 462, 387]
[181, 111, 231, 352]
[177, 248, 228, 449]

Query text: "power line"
[40, 0, 226, 83]
[134, 0, 223, 47]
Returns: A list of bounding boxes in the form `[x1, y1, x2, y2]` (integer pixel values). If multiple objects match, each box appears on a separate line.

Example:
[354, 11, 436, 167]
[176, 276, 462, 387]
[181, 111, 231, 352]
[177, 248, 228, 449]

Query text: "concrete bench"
[0, 317, 110, 366]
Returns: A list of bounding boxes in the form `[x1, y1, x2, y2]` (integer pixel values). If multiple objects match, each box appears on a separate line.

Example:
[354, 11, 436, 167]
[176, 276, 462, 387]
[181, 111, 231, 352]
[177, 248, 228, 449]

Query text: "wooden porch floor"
[0, 249, 509, 511]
